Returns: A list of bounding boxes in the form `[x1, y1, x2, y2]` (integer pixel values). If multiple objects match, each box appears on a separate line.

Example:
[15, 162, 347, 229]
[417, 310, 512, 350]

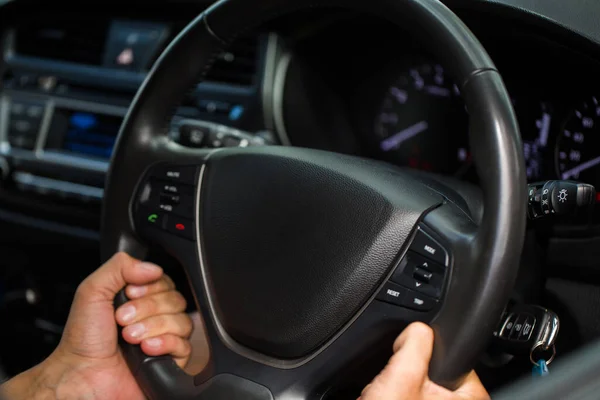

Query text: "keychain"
[532, 359, 549, 377]
[531, 341, 555, 377]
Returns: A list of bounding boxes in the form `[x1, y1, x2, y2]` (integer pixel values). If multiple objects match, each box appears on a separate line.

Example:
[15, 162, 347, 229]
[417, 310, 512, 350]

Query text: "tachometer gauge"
[373, 63, 470, 176]
[556, 96, 600, 183]
[514, 100, 553, 181]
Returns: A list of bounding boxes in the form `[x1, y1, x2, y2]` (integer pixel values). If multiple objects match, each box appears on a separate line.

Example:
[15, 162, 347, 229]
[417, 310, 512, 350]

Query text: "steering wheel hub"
[199, 147, 443, 359]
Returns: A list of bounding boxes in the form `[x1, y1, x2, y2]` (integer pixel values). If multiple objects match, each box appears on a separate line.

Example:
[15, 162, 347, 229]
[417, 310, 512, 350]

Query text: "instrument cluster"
[355, 58, 600, 194]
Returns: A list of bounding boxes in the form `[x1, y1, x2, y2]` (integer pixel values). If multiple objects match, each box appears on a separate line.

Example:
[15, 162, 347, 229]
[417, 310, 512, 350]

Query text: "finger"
[420, 370, 490, 400]
[361, 322, 434, 400]
[141, 334, 192, 368]
[125, 274, 175, 299]
[454, 370, 491, 400]
[122, 313, 193, 344]
[76, 252, 163, 304]
[115, 290, 187, 325]
[391, 322, 434, 374]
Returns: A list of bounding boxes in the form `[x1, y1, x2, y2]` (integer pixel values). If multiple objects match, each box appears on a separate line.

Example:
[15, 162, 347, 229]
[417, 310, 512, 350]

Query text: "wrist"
[1, 361, 54, 400]
[1, 351, 89, 400]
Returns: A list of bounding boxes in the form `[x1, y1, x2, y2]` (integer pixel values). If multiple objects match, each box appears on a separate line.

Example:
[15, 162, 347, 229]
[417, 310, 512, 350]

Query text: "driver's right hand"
[359, 323, 491, 400]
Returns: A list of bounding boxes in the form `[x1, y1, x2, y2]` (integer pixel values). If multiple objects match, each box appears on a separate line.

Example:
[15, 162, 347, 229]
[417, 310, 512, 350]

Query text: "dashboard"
[3, 0, 600, 385]
[0, 3, 274, 234]
[0, 1, 599, 235]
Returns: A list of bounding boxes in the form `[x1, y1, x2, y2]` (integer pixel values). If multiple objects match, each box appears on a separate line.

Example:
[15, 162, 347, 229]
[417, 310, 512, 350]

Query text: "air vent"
[204, 35, 259, 86]
[12, 17, 110, 66]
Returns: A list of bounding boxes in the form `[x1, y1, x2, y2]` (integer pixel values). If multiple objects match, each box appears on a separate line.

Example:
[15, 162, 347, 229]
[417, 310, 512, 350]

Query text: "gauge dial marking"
[561, 155, 600, 180]
[373, 62, 469, 176]
[556, 96, 600, 183]
[380, 120, 429, 152]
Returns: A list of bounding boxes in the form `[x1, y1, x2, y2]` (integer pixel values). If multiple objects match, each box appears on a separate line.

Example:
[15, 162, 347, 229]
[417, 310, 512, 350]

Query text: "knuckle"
[163, 274, 176, 289]
[174, 292, 187, 309]
[181, 315, 194, 337]
[75, 279, 97, 302]
[136, 295, 159, 316]
[164, 291, 186, 310]
[148, 315, 167, 333]
[180, 339, 192, 356]
[147, 294, 160, 312]
[111, 251, 134, 269]
[75, 279, 91, 296]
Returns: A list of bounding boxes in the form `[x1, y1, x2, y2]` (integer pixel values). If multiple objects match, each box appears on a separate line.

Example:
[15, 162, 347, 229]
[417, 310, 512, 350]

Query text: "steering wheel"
[102, 0, 526, 398]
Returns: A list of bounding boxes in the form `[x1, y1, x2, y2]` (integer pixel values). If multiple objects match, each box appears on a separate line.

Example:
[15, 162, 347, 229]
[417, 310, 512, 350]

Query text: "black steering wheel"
[102, 0, 527, 398]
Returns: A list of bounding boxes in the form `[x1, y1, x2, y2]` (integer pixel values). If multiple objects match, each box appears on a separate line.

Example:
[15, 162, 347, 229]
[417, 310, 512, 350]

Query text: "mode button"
[152, 165, 198, 185]
[410, 227, 448, 266]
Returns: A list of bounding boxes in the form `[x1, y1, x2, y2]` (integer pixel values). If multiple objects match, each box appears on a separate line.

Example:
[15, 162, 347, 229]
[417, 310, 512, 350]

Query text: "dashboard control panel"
[0, 88, 273, 207]
[0, 10, 273, 225]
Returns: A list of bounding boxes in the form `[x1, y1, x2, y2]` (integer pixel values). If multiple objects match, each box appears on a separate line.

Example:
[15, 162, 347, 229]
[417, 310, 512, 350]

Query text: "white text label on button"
[386, 289, 400, 297]
[424, 245, 436, 255]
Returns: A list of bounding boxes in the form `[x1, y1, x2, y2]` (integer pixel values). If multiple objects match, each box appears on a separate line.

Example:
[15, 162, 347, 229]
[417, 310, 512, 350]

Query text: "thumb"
[77, 252, 163, 304]
[58, 252, 163, 360]
[361, 322, 434, 399]
[454, 371, 491, 400]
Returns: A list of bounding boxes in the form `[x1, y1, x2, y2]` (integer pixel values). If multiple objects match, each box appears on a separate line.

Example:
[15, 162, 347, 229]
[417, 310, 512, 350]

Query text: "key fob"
[492, 304, 559, 355]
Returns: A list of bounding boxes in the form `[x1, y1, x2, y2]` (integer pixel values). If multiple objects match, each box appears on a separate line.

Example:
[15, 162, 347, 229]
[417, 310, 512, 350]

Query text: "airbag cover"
[199, 146, 443, 359]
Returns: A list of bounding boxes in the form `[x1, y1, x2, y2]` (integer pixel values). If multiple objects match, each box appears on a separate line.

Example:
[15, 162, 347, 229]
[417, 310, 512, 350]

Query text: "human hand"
[360, 322, 490, 400]
[2, 252, 193, 400]
[116, 267, 192, 368]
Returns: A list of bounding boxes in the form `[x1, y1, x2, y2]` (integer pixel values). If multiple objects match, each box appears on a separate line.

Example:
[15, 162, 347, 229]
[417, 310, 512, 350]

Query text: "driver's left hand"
[2, 252, 192, 400]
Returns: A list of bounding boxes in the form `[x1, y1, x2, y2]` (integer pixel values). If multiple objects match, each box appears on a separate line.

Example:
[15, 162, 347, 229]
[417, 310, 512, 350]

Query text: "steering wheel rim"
[101, 0, 527, 398]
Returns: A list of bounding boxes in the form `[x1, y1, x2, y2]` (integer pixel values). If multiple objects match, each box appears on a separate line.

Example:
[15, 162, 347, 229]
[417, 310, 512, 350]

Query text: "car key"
[492, 304, 559, 366]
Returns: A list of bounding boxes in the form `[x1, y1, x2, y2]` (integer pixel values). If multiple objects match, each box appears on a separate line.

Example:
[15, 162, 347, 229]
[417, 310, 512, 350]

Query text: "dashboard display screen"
[47, 108, 122, 159]
[61, 110, 122, 159]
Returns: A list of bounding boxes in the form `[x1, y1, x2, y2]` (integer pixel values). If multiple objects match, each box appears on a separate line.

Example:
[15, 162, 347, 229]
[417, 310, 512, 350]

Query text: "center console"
[0, 10, 278, 233]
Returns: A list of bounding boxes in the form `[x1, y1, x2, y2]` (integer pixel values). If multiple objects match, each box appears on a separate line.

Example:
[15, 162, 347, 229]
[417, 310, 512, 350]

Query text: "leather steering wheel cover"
[428, 71, 527, 387]
[100, 20, 225, 261]
[101, 0, 526, 395]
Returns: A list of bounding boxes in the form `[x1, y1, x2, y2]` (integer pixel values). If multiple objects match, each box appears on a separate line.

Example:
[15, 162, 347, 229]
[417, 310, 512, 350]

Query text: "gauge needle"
[380, 120, 429, 152]
[561, 155, 600, 179]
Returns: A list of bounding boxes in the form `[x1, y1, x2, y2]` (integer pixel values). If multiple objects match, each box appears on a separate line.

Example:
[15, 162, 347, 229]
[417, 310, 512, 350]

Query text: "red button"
[166, 216, 195, 240]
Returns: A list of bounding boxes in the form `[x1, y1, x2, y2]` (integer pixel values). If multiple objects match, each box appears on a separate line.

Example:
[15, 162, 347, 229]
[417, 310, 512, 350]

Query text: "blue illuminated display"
[70, 112, 98, 130]
[62, 111, 122, 159]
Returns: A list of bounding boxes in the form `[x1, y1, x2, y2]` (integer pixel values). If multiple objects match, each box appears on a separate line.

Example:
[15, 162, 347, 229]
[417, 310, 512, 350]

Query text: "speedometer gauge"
[556, 96, 600, 183]
[373, 63, 470, 176]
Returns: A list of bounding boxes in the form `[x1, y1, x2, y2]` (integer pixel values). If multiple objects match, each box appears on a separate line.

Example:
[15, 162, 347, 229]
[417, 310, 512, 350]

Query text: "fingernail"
[117, 305, 136, 323]
[127, 285, 147, 298]
[127, 323, 146, 338]
[138, 262, 162, 274]
[145, 337, 162, 348]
